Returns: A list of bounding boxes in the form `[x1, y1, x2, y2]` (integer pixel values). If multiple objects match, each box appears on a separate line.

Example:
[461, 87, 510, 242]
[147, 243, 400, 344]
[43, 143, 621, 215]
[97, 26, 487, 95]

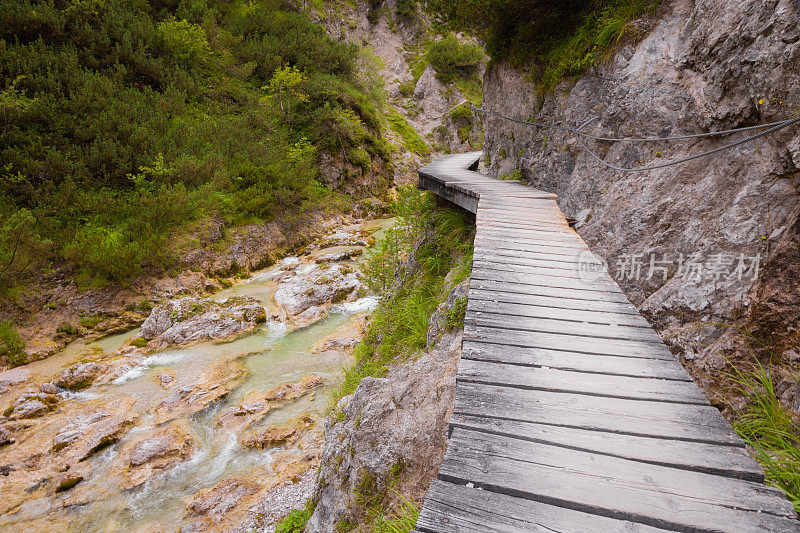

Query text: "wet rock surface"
[154, 359, 249, 425]
[54, 362, 107, 390]
[0, 216, 386, 531]
[121, 420, 195, 489]
[138, 296, 266, 349]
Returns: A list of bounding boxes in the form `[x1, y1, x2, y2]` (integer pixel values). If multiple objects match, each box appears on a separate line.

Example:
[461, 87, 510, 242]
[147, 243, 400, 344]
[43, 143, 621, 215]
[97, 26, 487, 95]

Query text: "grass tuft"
[386, 110, 430, 156]
[729, 360, 800, 515]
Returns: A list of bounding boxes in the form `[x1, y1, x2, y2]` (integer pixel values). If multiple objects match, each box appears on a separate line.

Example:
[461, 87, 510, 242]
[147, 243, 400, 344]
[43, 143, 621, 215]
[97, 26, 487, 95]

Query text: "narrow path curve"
[413, 152, 800, 533]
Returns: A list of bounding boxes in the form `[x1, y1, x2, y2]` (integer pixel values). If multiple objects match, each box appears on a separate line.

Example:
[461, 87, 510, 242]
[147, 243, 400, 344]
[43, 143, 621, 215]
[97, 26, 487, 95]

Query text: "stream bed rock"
[138, 296, 266, 349]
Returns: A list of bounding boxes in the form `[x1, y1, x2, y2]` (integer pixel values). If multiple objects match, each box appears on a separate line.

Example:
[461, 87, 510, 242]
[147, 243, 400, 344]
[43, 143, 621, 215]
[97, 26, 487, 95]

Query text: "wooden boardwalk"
[413, 152, 800, 533]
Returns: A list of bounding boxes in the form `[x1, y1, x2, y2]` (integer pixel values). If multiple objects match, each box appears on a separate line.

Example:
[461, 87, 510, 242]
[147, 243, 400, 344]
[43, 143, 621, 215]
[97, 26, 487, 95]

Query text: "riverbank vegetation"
[428, 0, 659, 96]
[0, 0, 391, 292]
[333, 185, 474, 405]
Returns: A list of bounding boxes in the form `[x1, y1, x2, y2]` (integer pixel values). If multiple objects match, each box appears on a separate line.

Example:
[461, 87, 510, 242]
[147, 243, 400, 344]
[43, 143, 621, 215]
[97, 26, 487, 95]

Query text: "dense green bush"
[0, 0, 391, 289]
[395, 0, 417, 19]
[426, 35, 483, 85]
[0, 320, 25, 366]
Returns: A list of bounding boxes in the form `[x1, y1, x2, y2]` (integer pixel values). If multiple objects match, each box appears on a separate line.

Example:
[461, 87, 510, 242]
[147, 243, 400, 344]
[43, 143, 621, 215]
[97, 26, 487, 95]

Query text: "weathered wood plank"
[466, 297, 650, 326]
[474, 236, 587, 252]
[469, 286, 641, 314]
[454, 382, 743, 445]
[449, 415, 764, 482]
[438, 429, 797, 532]
[476, 229, 586, 246]
[471, 267, 623, 295]
[417, 479, 668, 533]
[471, 278, 633, 304]
[464, 324, 674, 359]
[471, 258, 617, 284]
[461, 339, 692, 380]
[475, 245, 593, 261]
[457, 358, 708, 404]
[464, 310, 664, 343]
[472, 253, 597, 272]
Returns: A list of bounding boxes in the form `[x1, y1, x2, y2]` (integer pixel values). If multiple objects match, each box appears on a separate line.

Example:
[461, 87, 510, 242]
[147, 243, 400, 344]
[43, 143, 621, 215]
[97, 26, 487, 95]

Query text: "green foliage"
[499, 168, 523, 181]
[445, 296, 468, 329]
[536, 0, 658, 94]
[730, 361, 800, 515]
[157, 18, 210, 68]
[0, 203, 52, 291]
[395, 0, 417, 19]
[428, 0, 659, 96]
[0, 0, 391, 287]
[372, 496, 420, 533]
[262, 64, 309, 126]
[275, 502, 314, 533]
[130, 337, 148, 348]
[0, 320, 25, 366]
[426, 35, 484, 85]
[386, 110, 430, 156]
[334, 186, 474, 404]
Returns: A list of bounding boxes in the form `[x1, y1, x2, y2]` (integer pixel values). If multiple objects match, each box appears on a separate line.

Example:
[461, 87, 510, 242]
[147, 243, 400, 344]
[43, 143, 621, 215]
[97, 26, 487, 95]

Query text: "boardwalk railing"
[413, 152, 799, 533]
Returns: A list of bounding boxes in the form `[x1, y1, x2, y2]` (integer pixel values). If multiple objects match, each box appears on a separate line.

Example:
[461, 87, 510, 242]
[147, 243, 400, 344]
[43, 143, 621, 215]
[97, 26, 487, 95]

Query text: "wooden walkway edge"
[413, 152, 800, 533]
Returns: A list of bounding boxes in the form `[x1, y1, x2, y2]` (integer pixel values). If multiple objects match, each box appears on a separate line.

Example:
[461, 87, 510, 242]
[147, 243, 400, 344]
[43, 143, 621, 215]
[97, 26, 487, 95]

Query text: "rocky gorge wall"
[481, 0, 800, 413]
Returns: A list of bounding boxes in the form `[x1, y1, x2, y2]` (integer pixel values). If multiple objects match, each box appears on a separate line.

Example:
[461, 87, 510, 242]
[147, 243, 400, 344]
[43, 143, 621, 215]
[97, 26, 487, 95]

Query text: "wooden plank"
[476, 208, 568, 220]
[472, 258, 616, 283]
[438, 429, 797, 532]
[474, 236, 588, 252]
[477, 217, 571, 231]
[475, 246, 591, 261]
[454, 382, 743, 445]
[466, 297, 650, 326]
[464, 311, 663, 344]
[449, 415, 764, 482]
[471, 278, 633, 304]
[469, 286, 641, 314]
[461, 340, 692, 381]
[471, 268, 623, 295]
[456, 358, 708, 404]
[476, 229, 585, 246]
[464, 325, 674, 359]
[417, 479, 668, 533]
[476, 222, 579, 236]
[473, 253, 597, 272]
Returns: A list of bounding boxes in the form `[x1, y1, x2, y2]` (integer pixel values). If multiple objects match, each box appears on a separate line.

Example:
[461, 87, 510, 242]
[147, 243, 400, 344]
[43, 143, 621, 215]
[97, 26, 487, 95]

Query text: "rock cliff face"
[481, 0, 800, 411]
[306, 333, 461, 532]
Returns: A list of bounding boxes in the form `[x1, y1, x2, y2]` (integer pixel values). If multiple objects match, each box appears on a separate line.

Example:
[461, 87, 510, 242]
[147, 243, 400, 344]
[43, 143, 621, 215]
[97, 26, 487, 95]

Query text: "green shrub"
[0, 0, 392, 288]
[275, 500, 315, 533]
[0, 321, 25, 365]
[334, 187, 474, 403]
[426, 35, 484, 85]
[56, 322, 79, 336]
[79, 314, 104, 329]
[157, 19, 210, 68]
[395, 0, 417, 19]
